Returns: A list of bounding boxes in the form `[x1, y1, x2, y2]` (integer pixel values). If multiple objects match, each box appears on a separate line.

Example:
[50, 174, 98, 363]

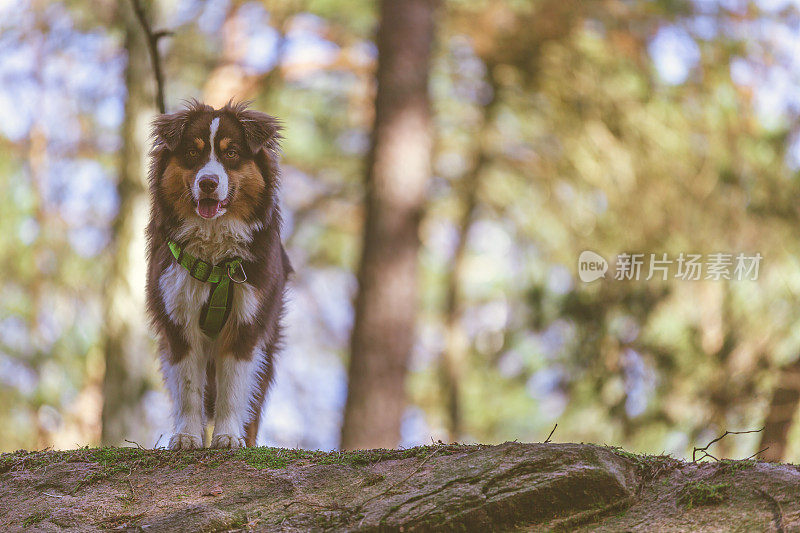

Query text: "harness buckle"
[228, 262, 247, 284]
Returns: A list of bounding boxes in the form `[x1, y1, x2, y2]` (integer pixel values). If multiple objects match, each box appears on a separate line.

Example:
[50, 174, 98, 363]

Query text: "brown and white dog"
[145, 100, 291, 450]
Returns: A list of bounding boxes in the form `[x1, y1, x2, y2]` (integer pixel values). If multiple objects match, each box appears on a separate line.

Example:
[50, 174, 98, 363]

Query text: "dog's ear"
[152, 109, 192, 151]
[237, 109, 282, 155]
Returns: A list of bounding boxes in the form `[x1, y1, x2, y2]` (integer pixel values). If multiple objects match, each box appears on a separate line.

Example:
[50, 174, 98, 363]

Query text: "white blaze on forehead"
[209, 116, 221, 146]
[193, 116, 229, 204]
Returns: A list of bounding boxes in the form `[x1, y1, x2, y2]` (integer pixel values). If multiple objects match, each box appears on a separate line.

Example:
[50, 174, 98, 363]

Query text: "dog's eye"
[225, 149, 238, 159]
[187, 149, 199, 158]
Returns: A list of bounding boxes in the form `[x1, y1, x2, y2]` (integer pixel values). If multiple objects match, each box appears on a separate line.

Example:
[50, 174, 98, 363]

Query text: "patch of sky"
[36, 307, 63, 347]
[648, 25, 700, 85]
[0, 5, 125, 148]
[236, 2, 280, 73]
[256, 267, 353, 449]
[622, 348, 655, 418]
[17, 217, 39, 246]
[0, 0, 33, 32]
[756, 0, 800, 12]
[547, 265, 573, 296]
[497, 349, 525, 378]
[168, 0, 204, 27]
[69, 226, 109, 258]
[48, 158, 118, 226]
[538, 319, 576, 359]
[526, 365, 567, 419]
[592, 189, 608, 215]
[198, 0, 230, 34]
[282, 13, 339, 69]
[424, 216, 460, 264]
[401, 407, 433, 447]
[0, 316, 30, 355]
[304, 268, 356, 346]
[610, 314, 640, 344]
[94, 95, 125, 131]
[688, 15, 718, 40]
[0, 42, 37, 141]
[0, 352, 38, 397]
[470, 219, 512, 257]
[336, 128, 369, 156]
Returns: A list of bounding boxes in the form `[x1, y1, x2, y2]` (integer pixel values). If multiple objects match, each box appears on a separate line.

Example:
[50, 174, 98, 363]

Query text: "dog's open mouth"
[197, 198, 230, 219]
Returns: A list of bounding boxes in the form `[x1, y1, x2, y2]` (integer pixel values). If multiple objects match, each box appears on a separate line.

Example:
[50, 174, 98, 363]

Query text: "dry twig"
[692, 427, 764, 462]
[743, 446, 769, 461]
[130, 0, 171, 113]
[124, 439, 145, 450]
[544, 424, 557, 444]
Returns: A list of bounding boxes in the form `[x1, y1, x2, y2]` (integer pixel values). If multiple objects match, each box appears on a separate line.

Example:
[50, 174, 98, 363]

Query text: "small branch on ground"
[130, 0, 170, 113]
[743, 447, 769, 461]
[544, 424, 557, 444]
[692, 427, 764, 462]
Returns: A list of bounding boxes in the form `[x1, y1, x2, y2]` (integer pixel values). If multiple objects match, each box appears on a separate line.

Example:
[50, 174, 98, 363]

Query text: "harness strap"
[167, 240, 245, 338]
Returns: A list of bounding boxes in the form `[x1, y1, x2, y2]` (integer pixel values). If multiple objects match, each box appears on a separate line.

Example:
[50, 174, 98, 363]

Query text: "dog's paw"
[210, 434, 246, 449]
[168, 433, 204, 450]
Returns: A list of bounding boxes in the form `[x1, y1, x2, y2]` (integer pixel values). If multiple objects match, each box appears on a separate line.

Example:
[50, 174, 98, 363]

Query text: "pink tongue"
[198, 199, 220, 219]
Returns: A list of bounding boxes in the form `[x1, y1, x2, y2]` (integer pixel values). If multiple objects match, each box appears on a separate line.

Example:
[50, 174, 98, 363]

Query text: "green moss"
[609, 448, 639, 461]
[0, 449, 57, 473]
[607, 447, 681, 480]
[233, 443, 473, 470]
[0, 442, 478, 479]
[720, 458, 757, 472]
[680, 482, 729, 508]
[22, 511, 49, 528]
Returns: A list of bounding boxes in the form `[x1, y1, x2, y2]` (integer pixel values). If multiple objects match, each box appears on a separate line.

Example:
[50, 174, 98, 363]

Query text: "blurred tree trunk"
[437, 73, 499, 443]
[101, 2, 155, 446]
[759, 357, 800, 461]
[340, 0, 437, 450]
[437, 156, 481, 443]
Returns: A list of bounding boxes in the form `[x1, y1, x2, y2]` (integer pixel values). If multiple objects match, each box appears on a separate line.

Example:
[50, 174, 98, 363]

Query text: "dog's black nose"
[198, 175, 218, 193]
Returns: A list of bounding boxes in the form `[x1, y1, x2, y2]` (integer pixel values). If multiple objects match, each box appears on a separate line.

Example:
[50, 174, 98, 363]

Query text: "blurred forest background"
[5, 0, 800, 462]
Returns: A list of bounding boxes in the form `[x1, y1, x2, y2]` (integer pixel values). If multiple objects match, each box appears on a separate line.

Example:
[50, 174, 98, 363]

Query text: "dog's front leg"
[165, 349, 207, 450]
[210, 354, 257, 449]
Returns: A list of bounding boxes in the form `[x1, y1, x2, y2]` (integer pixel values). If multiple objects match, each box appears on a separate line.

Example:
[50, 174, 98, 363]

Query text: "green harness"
[167, 241, 247, 338]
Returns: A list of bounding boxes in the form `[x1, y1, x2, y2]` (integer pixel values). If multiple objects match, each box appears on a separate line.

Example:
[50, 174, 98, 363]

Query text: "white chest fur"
[173, 217, 262, 263]
[159, 217, 263, 348]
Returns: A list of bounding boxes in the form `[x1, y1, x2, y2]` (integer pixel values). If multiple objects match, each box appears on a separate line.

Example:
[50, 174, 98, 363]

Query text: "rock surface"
[0, 442, 798, 531]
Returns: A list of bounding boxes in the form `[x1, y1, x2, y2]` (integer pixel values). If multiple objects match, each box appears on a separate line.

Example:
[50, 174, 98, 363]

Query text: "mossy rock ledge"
[1, 441, 798, 531]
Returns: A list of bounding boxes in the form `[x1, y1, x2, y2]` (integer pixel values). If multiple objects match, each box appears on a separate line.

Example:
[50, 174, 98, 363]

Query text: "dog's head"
[150, 100, 281, 222]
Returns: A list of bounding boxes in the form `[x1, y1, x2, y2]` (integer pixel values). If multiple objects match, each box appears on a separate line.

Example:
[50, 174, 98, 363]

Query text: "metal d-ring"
[227, 262, 247, 284]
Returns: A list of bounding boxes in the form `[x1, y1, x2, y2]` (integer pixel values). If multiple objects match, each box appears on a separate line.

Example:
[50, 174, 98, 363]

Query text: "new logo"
[578, 251, 608, 282]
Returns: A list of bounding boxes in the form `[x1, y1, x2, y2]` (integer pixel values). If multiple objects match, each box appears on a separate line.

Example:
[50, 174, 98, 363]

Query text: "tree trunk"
[759, 356, 800, 461]
[437, 91, 496, 443]
[340, 0, 437, 450]
[100, 2, 155, 445]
